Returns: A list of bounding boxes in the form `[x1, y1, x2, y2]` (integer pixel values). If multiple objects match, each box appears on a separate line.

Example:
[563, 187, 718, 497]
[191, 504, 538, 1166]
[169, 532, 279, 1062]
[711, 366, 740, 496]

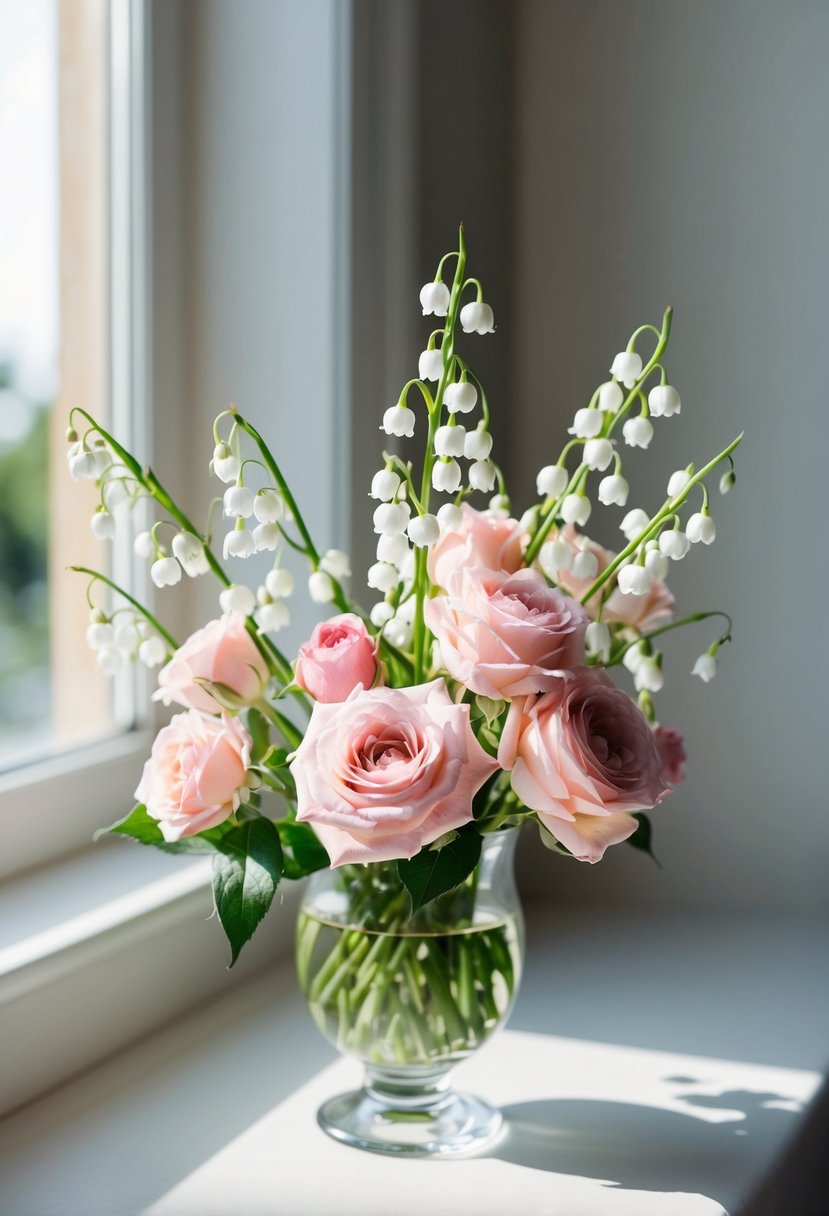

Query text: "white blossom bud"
[686, 512, 716, 544]
[265, 568, 295, 599]
[172, 532, 210, 576]
[320, 548, 351, 579]
[434, 425, 466, 457]
[67, 443, 98, 481]
[459, 301, 495, 334]
[134, 530, 156, 560]
[444, 380, 478, 414]
[407, 513, 440, 548]
[437, 503, 463, 532]
[598, 474, 630, 507]
[620, 508, 650, 541]
[256, 601, 290, 633]
[667, 469, 692, 497]
[368, 561, 399, 592]
[616, 564, 653, 596]
[468, 460, 496, 493]
[370, 601, 395, 627]
[382, 405, 416, 438]
[719, 469, 736, 495]
[370, 469, 401, 501]
[583, 437, 614, 471]
[91, 510, 115, 540]
[489, 494, 510, 515]
[572, 549, 599, 579]
[536, 464, 568, 498]
[383, 617, 413, 649]
[308, 571, 336, 603]
[560, 494, 592, 526]
[519, 507, 538, 532]
[212, 443, 240, 483]
[432, 459, 462, 493]
[623, 641, 648, 673]
[540, 538, 573, 574]
[113, 620, 139, 654]
[377, 532, 409, 566]
[398, 550, 416, 583]
[648, 384, 681, 417]
[692, 653, 717, 683]
[151, 556, 182, 587]
[597, 381, 624, 413]
[223, 528, 256, 560]
[396, 597, 417, 625]
[373, 501, 411, 536]
[659, 529, 690, 560]
[253, 489, 284, 523]
[420, 280, 450, 316]
[463, 427, 492, 460]
[609, 350, 643, 388]
[634, 656, 664, 693]
[86, 622, 114, 650]
[219, 583, 256, 616]
[138, 636, 167, 668]
[585, 620, 611, 662]
[223, 484, 255, 518]
[253, 522, 280, 551]
[418, 348, 444, 382]
[569, 407, 604, 439]
[644, 548, 670, 579]
[97, 646, 124, 675]
[623, 416, 654, 449]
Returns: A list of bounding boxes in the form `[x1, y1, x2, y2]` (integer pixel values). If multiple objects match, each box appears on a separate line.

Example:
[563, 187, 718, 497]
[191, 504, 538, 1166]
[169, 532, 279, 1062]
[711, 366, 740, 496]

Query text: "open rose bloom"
[74, 226, 741, 965]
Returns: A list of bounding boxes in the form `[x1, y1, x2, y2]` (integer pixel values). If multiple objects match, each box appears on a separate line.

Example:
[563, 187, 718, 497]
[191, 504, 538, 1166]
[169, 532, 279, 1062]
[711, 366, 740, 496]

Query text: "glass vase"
[295, 826, 524, 1157]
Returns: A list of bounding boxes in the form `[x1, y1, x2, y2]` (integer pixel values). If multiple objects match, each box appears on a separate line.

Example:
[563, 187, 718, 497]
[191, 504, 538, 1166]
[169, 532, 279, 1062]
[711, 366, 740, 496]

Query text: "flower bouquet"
[68, 226, 741, 1155]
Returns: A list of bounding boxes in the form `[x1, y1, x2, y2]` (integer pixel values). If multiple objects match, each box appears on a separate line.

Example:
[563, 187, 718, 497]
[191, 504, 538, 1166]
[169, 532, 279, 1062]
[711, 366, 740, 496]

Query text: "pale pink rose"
[425, 567, 588, 699]
[498, 669, 669, 863]
[551, 525, 675, 632]
[154, 613, 269, 714]
[295, 613, 380, 703]
[135, 710, 252, 842]
[291, 679, 497, 866]
[654, 725, 687, 786]
[428, 504, 525, 592]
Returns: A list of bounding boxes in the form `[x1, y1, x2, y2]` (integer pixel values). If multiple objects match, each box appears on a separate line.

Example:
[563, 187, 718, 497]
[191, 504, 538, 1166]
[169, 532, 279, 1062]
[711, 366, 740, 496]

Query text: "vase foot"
[317, 1080, 503, 1157]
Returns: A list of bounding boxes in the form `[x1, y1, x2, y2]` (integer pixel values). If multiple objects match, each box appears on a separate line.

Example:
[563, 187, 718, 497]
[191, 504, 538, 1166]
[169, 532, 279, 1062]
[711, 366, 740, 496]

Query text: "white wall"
[510, 0, 829, 911]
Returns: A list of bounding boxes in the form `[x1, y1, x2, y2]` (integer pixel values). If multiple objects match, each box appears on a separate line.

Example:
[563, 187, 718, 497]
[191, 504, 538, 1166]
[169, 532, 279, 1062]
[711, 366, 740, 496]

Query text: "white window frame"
[0, 0, 153, 882]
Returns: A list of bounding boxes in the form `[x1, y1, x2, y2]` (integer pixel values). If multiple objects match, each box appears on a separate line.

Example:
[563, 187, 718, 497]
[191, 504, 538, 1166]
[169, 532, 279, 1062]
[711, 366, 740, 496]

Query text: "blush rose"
[290, 679, 497, 866]
[135, 710, 252, 842]
[498, 669, 669, 862]
[425, 567, 588, 699]
[428, 504, 525, 592]
[295, 613, 380, 703]
[154, 613, 269, 715]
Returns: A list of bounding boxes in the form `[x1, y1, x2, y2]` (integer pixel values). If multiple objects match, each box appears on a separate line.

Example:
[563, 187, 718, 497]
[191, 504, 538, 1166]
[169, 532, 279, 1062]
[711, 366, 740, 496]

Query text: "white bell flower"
[459, 301, 495, 334]
[644, 548, 670, 579]
[519, 507, 538, 532]
[253, 522, 280, 551]
[67, 443, 98, 481]
[407, 513, 441, 548]
[569, 407, 604, 438]
[444, 380, 478, 414]
[370, 601, 395, 628]
[437, 503, 463, 531]
[97, 646, 124, 675]
[463, 427, 492, 460]
[540, 537, 573, 574]
[223, 484, 255, 518]
[398, 549, 416, 583]
[383, 617, 413, 649]
[622, 416, 654, 449]
[659, 529, 690, 560]
[686, 512, 716, 544]
[212, 443, 241, 484]
[648, 384, 681, 417]
[367, 561, 399, 592]
[396, 597, 417, 625]
[598, 474, 629, 507]
[585, 620, 611, 662]
[667, 469, 692, 497]
[572, 549, 599, 579]
[434, 425, 466, 457]
[616, 564, 653, 596]
[382, 404, 416, 437]
[308, 571, 335, 603]
[172, 532, 209, 576]
[265, 568, 295, 599]
[560, 494, 592, 526]
[223, 528, 256, 560]
[536, 464, 568, 498]
[253, 489, 283, 523]
[489, 494, 510, 515]
[468, 460, 496, 493]
[256, 601, 290, 633]
[619, 508, 650, 541]
[420, 280, 450, 316]
[377, 532, 409, 565]
[373, 501, 411, 536]
[91, 510, 115, 540]
[151, 556, 182, 587]
[370, 469, 401, 501]
[320, 548, 351, 579]
[692, 653, 717, 683]
[86, 621, 114, 650]
[609, 351, 643, 388]
[138, 636, 167, 668]
[634, 656, 664, 693]
[432, 459, 462, 493]
[597, 381, 624, 413]
[220, 583, 257, 616]
[418, 348, 444, 382]
[583, 438, 614, 471]
[623, 641, 647, 673]
[113, 621, 139, 654]
[133, 531, 156, 560]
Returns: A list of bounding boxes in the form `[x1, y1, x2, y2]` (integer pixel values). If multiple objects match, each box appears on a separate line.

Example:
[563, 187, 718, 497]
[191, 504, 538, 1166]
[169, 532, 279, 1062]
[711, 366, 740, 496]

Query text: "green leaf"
[398, 825, 482, 917]
[212, 818, 284, 966]
[626, 812, 661, 867]
[537, 822, 573, 857]
[192, 677, 248, 712]
[247, 706, 270, 758]
[474, 695, 505, 727]
[97, 804, 235, 854]
[277, 820, 330, 879]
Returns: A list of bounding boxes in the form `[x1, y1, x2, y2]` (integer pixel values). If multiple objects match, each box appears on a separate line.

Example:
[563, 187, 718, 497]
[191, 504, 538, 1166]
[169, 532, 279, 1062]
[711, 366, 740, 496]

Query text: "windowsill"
[1, 905, 827, 1215]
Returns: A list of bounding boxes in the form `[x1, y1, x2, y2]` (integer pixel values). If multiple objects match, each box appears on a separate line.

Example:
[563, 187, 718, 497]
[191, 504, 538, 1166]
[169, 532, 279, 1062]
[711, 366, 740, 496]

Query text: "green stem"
[609, 611, 733, 667]
[69, 566, 178, 650]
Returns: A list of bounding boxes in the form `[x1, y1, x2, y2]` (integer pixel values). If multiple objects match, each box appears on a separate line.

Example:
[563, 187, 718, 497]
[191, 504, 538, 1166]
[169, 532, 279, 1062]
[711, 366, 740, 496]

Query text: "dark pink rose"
[295, 613, 380, 703]
[654, 725, 687, 785]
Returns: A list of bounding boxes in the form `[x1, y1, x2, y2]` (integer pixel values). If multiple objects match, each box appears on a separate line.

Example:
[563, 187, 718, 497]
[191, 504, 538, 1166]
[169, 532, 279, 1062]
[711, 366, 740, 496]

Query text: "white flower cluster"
[85, 610, 168, 674]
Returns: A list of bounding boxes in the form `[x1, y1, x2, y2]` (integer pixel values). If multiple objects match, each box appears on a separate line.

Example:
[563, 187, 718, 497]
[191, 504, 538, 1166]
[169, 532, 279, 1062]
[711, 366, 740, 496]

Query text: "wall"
[509, 0, 829, 911]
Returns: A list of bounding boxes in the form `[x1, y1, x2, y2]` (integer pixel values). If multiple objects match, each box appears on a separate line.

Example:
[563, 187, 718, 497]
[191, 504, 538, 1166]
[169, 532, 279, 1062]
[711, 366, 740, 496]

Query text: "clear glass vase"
[295, 826, 524, 1157]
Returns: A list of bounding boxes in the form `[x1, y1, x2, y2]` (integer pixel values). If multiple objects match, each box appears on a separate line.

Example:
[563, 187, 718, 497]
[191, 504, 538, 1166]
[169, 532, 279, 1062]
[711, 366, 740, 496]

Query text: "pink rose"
[428, 504, 525, 592]
[135, 710, 252, 842]
[654, 725, 687, 786]
[154, 613, 269, 714]
[425, 567, 588, 699]
[295, 613, 380, 703]
[291, 679, 497, 866]
[498, 669, 669, 863]
[551, 526, 675, 632]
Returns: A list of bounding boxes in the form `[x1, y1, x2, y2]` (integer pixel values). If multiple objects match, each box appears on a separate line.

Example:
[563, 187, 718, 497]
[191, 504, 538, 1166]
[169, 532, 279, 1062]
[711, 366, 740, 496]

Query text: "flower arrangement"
[67, 226, 742, 975]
